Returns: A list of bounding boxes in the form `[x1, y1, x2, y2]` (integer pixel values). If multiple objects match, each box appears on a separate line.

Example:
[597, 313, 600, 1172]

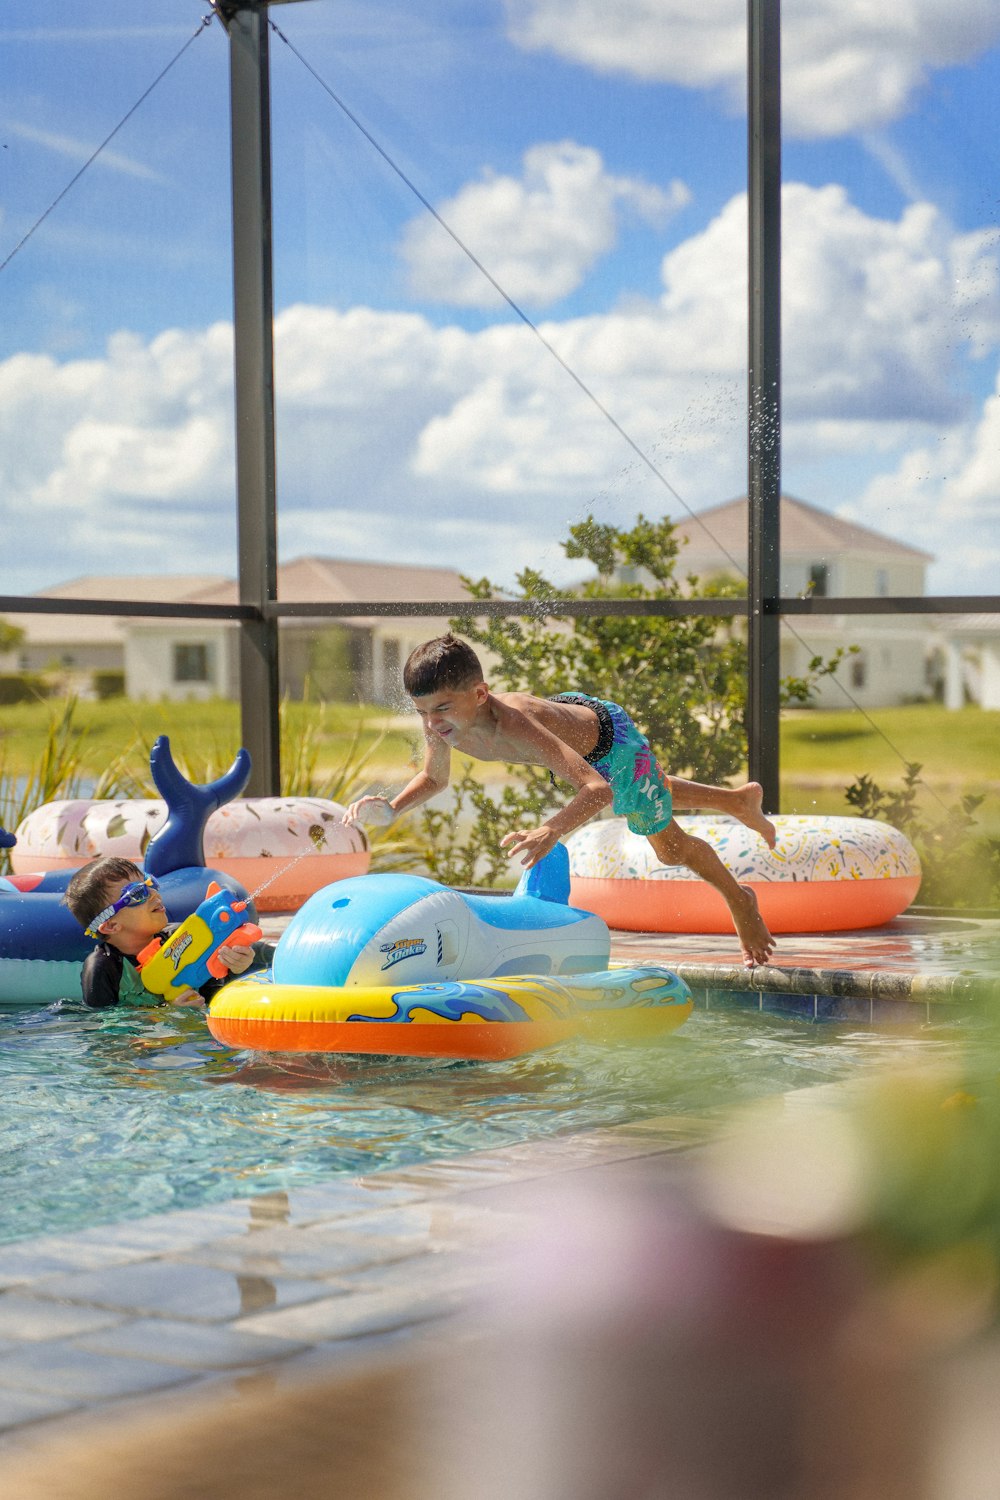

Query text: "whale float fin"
[145, 736, 252, 877]
[513, 841, 570, 905]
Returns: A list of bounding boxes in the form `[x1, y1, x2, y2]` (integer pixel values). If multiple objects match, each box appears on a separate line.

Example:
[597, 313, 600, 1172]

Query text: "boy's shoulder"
[491, 689, 546, 716]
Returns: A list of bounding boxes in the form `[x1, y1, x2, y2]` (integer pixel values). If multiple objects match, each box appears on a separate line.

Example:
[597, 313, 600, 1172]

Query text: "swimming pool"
[0, 999, 969, 1247]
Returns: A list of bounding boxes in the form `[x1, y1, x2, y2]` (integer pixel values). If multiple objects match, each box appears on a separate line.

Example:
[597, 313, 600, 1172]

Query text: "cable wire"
[0, 14, 215, 277]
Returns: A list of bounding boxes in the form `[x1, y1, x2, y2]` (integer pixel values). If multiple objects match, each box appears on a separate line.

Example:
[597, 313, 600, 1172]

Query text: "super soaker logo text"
[379, 937, 427, 971]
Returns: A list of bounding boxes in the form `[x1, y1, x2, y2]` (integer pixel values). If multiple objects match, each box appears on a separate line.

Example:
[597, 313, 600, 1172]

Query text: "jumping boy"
[65, 857, 272, 1009]
[347, 633, 776, 967]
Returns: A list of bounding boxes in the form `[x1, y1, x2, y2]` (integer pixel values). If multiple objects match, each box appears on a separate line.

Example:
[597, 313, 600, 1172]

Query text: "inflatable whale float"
[208, 845, 693, 1058]
[0, 737, 253, 1005]
[271, 842, 610, 989]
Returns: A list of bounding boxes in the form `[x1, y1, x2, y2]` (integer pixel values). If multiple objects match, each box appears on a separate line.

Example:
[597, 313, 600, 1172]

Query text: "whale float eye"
[331, 897, 350, 909]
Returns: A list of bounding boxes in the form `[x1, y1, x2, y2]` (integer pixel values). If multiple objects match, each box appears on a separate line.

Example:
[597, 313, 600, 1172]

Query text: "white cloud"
[658, 183, 1000, 422]
[504, 0, 1000, 138]
[4, 120, 165, 181]
[844, 380, 1000, 592]
[400, 140, 689, 308]
[4, 182, 1000, 594]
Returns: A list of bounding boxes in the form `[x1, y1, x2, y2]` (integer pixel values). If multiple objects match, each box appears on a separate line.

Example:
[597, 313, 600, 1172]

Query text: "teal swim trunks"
[549, 693, 673, 836]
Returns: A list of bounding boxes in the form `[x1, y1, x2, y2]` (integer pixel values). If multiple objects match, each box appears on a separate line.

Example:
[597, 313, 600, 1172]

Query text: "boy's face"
[98, 876, 168, 952]
[411, 680, 488, 741]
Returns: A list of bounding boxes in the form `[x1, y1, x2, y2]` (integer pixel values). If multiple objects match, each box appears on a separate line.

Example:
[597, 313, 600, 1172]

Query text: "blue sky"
[3, 0, 1000, 596]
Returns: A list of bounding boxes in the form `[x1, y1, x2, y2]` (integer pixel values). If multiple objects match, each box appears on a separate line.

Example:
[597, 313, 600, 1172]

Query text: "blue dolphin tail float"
[0, 736, 253, 1005]
[145, 736, 252, 877]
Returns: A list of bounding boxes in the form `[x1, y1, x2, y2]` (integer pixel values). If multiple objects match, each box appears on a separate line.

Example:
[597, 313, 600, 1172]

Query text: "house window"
[808, 563, 828, 597]
[876, 568, 889, 596]
[850, 654, 867, 689]
[173, 643, 211, 684]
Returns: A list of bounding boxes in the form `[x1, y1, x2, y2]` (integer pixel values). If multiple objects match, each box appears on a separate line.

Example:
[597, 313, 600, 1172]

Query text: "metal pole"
[747, 0, 782, 812]
[223, 2, 281, 795]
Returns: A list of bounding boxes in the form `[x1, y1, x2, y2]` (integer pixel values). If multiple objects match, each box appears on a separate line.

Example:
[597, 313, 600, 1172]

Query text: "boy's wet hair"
[64, 857, 144, 930]
[403, 634, 484, 698]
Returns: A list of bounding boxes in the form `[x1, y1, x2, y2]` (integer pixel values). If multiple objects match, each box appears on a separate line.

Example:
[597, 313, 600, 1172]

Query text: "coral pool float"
[13, 794, 368, 912]
[565, 815, 921, 934]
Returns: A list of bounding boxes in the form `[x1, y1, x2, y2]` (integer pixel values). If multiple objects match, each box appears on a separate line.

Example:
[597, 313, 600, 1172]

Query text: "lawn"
[780, 703, 1000, 828]
[2, 695, 997, 827]
[0, 696, 416, 796]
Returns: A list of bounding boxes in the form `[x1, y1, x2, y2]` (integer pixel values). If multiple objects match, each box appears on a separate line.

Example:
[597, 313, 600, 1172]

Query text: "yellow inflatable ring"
[566, 814, 921, 934]
[208, 966, 693, 1060]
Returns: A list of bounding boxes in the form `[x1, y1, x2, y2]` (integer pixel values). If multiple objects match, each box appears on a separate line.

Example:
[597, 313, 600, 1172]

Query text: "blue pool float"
[272, 842, 610, 989]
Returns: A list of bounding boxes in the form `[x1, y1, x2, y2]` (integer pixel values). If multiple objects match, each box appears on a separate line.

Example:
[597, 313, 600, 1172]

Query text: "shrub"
[92, 670, 126, 701]
[0, 673, 51, 705]
[846, 762, 1000, 909]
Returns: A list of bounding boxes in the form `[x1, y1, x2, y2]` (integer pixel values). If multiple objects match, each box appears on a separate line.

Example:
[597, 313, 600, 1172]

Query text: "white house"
[930, 616, 1000, 711]
[0, 573, 229, 686]
[122, 556, 476, 704]
[672, 494, 934, 709]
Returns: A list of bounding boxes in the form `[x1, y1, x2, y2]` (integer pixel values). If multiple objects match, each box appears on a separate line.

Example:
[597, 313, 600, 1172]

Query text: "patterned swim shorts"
[549, 693, 673, 836]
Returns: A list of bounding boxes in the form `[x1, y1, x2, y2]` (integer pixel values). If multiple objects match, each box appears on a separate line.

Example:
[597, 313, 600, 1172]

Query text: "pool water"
[0, 1000, 970, 1246]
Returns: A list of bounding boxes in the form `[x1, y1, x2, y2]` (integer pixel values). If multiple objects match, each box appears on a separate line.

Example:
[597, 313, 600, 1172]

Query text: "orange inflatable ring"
[12, 796, 369, 912]
[565, 814, 921, 934]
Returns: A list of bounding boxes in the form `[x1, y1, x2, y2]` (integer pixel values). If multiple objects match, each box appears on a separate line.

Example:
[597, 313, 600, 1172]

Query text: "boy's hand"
[171, 987, 205, 1008]
[215, 944, 256, 976]
[500, 825, 558, 868]
[346, 796, 395, 827]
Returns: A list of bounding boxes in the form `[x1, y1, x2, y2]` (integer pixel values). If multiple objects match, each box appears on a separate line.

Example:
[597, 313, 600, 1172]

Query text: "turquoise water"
[0, 999, 970, 1247]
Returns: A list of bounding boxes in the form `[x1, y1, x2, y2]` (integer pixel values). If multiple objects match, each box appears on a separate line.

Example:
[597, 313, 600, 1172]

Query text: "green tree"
[456, 512, 795, 782]
[0, 617, 25, 655]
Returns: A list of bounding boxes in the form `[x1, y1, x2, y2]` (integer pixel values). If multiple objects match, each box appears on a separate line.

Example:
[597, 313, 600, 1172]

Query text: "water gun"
[137, 882, 263, 1002]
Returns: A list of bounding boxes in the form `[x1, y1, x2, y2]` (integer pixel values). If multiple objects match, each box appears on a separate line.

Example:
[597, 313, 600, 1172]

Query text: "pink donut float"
[565, 814, 921, 934]
[12, 797, 369, 912]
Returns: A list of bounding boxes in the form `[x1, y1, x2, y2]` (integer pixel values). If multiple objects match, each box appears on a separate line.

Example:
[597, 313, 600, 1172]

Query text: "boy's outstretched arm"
[347, 731, 450, 827]
[498, 711, 612, 868]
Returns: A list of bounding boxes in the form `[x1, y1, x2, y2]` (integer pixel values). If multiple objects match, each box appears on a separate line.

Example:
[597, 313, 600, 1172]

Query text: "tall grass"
[0, 696, 421, 876]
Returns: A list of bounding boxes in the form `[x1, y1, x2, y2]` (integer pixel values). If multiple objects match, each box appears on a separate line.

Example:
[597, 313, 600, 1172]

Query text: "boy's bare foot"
[731, 782, 777, 849]
[732, 885, 775, 968]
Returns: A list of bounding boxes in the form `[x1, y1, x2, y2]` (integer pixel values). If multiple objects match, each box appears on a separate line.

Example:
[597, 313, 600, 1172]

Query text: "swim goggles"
[86, 874, 160, 938]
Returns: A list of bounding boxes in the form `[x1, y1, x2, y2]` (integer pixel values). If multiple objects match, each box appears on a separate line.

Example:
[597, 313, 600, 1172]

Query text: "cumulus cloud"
[504, 0, 1000, 138]
[400, 140, 689, 308]
[844, 379, 1000, 592]
[4, 182, 1000, 593]
[658, 183, 1000, 422]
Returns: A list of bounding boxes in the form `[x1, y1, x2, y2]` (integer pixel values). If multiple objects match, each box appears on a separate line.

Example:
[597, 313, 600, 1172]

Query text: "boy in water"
[348, 633, 776, 967]
[65, 857, 272, 1009]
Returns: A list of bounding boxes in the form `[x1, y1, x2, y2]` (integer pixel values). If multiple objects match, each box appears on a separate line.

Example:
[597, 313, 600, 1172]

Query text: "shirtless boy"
[347, 634, 776, 966]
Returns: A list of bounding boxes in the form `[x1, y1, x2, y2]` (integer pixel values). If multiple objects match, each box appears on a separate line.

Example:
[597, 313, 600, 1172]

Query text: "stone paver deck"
[0, 1117, 697, 1453]
[608, 910, 1000, 1021]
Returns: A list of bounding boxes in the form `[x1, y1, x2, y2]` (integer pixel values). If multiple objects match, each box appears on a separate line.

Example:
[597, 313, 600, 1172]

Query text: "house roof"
[6, 574, 230, 646]
[112, 556, 478, 634]
[176, 556, 472, 611]
[676, 494, 934, 565]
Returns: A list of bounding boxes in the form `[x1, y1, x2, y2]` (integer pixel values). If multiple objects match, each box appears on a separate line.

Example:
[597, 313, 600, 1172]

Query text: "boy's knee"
[648, 821, 688, 862]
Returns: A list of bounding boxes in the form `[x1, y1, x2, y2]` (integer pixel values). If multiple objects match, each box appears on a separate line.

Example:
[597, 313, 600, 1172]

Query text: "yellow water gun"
[137, 882, 262, 1002]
